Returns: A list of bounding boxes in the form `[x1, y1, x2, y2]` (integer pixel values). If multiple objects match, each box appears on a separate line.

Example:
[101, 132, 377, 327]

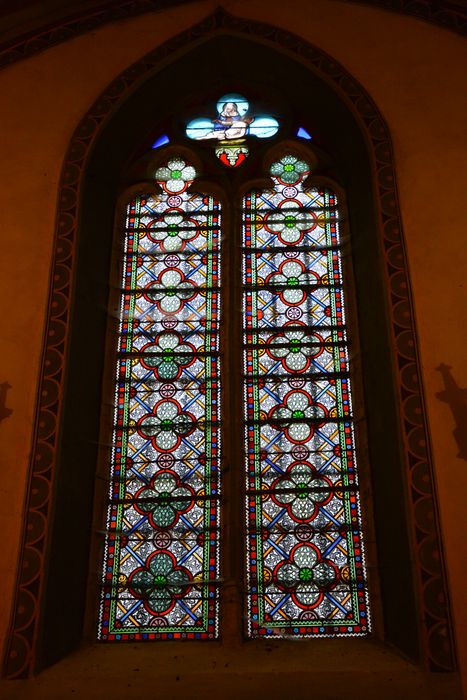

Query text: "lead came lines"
[243, 155, 370, 637]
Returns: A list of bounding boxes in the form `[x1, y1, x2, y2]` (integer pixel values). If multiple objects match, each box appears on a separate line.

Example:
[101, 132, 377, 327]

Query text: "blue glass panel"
[249, 117, 279, 139]
[297, 127, 312, 140]
[186, 118, 216, 141]
[152, 134, 170, 149]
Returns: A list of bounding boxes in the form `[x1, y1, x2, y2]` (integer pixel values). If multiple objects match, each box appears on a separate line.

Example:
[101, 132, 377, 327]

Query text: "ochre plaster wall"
[0, 0, 466, 696]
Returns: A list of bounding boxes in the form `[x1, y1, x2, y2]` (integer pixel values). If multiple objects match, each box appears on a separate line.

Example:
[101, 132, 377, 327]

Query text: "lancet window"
[98, 95, 371, 641]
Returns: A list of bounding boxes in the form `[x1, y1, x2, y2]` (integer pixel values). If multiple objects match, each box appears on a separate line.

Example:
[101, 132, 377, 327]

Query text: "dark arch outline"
[2, 7, 456, 678]
[0, 0, 466, 70]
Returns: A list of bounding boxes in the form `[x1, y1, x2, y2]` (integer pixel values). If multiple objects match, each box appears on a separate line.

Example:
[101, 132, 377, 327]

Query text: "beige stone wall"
[0, 0, 466, 695]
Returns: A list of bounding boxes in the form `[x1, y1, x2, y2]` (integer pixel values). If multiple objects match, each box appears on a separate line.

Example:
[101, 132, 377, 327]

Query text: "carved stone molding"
[0, 0, 466, 72]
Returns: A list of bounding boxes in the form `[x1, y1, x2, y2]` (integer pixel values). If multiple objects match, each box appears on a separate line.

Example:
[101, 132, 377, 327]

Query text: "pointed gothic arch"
[2, 9, 456, 678]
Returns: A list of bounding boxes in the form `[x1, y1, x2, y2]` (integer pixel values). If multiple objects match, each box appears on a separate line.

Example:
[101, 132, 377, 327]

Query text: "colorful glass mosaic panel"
[99, 158, 221, 640]
[243, 155, 370, 637]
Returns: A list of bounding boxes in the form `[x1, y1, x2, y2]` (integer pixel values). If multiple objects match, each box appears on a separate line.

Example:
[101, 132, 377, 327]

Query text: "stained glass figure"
[242, 155, 370, 637]
[186, 93, 279, 167]
[98, 157, 222, 640]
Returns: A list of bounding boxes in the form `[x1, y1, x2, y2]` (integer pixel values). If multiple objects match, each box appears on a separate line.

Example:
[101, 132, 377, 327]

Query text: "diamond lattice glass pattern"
[243, 155, 370, 637]
[99, 158, 221, 640]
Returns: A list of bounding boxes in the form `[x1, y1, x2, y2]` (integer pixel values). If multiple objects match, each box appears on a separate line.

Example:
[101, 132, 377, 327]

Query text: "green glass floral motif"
[150, 212, 199, 252]
[266, 260, 313, 306]
[155, 158, 196, 194]
[145, 269, 196, 314]
[129, 551, 192, 615]
[270, 155, 310, 185]
[272, 462, 332, 522]
[138, 399, 195, 451]
[266, 201, 314, 245]
[266, 325, 318, 373]
[141, 332, 195, 381]
[135, 470, 194, 529]
[274, 543, 337, 608]
[269, 389, 326, 443]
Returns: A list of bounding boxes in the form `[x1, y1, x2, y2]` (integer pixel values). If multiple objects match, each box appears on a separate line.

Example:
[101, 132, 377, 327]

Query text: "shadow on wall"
[436, 364, 467, 461]
[0, 381, 12, 423]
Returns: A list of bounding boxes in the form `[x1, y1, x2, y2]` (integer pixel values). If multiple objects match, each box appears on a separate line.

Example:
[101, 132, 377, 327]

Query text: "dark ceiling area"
[0, 0, 466, 59]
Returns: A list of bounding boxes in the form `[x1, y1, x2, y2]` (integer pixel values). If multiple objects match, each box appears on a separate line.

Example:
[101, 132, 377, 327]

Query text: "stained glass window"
[98, 158, 221, 640]
[243, 155, 370, 637]
[99, 144, 370, 642]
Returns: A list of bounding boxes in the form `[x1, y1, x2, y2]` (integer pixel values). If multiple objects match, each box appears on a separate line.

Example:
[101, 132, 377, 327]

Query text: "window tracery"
[99, 159, 222, 639]
[99, 140, 370, 640]
[243, 155, 369, 636]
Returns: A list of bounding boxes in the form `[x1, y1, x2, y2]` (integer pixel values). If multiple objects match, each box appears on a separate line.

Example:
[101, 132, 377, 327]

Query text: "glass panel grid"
[98, 162, 221, 640]
[243, 156, 371, 638]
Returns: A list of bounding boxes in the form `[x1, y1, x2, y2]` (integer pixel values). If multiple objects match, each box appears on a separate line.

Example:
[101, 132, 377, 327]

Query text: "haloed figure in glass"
[207, 101, 253, 141]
